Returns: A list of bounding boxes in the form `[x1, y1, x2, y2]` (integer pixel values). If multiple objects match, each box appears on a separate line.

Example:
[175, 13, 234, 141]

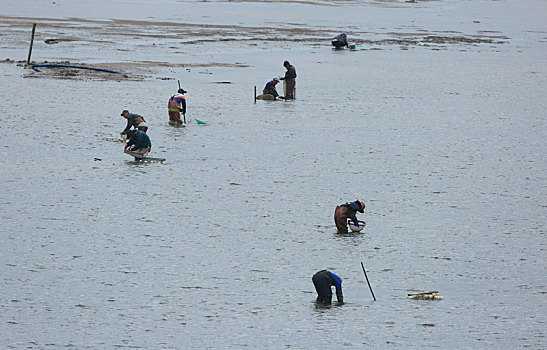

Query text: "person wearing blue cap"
[332, 33, 349, 49]
[263, 77, 282, 99]
[312, 270, 344, 305]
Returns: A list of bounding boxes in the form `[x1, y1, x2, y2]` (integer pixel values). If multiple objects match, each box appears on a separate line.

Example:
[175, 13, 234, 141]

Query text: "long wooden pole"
[27, 23, 37, 65]
[177, 80, 186, 124]
[361, 261, 376, 301]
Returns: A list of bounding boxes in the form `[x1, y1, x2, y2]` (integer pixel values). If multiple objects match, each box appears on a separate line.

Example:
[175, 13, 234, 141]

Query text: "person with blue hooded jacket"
[334, 200, 365, 233]
[312, 270, 343, 305]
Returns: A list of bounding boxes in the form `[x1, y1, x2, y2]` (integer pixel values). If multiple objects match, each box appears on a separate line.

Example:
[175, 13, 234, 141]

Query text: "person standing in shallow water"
[280, 60, 296, 99]
[312, 270, 343, 305]
[168, 88, 187, 126]
[334, 200, 365, 234]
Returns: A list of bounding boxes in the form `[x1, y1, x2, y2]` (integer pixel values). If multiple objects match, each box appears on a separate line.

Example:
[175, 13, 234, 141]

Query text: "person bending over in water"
[334, 200, 365, 233]
[124, 129, 151, 160]
[332, 33, 349, 49]
[120, 110, 148, 138]
[263, 77, 282, 99]
[312, 270, 344, 305]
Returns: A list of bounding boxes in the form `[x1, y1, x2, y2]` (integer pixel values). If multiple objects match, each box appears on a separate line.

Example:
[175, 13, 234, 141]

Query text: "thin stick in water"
[361, 261, 376, 301]
[27, 23, 36, 65]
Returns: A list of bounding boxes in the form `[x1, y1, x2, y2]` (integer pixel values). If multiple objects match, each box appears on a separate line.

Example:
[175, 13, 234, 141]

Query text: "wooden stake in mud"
[254, 86, 257, 104]
[27, 23, 37, 65]
[177, 80, 186, 124]
[361, 261, 376, 301]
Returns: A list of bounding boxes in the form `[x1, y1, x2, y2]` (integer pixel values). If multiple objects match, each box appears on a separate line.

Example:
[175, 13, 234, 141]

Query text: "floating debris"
[136, 157, 166, 164]
[408, 291, 443, 300]
[106, 137, 126, 143]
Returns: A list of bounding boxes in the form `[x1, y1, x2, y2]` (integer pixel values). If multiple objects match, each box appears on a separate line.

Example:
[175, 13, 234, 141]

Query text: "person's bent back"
[124, 129, 151, 160]
[332, 33, 348, 49]
[312, 270, 343, 305]
[263, 78, 280, 98]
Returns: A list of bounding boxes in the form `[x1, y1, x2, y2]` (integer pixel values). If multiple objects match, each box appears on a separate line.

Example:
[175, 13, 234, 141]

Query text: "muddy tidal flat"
[1, 0, 546, 349]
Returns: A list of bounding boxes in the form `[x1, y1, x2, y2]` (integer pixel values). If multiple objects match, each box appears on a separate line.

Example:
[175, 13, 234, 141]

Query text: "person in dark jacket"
[280, 60, 296, 99]
[120, 110, 148, 137]
[263, 78, 281, 99]
[312, 270, 344, 305]
[124, 129, 151, 160]
[334, 200, 365, 233]
[332, 33, 349, 49]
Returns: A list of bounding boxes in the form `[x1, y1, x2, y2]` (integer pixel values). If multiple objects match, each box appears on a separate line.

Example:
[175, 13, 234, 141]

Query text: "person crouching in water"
[120, 110, 148, 139]
[334, 200, 365, 233]
[263, 77, 282, 100]
[168, 88, 187, 126]
[312, 270, 344, 305]
[124, 129, 151, 160]
[332, 33, 349, 49]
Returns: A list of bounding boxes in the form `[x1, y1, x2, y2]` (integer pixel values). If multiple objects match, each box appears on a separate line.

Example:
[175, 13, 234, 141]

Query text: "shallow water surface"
[1, 0, 546, 349]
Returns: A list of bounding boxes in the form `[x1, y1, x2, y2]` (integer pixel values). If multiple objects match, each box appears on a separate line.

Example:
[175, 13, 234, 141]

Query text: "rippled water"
[1, 0, 546, 349]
